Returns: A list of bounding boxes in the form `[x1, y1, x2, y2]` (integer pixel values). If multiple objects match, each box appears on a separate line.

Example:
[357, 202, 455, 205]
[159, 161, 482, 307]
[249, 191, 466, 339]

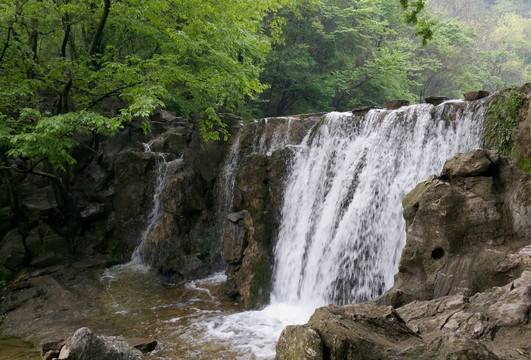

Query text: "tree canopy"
[0, 0, 299, 173]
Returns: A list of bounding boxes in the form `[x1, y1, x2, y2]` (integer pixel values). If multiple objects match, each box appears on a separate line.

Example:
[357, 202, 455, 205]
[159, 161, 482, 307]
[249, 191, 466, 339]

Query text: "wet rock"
[58, 327, 143, 360]
[223, 211, 251, 264]
[385, 99, 410, 109]
[41, 339, 66, 359]
[276, 303, 421, 360]
[425, 96, 450, 106]
[351, 105, 383, 114]
[235, 236, 271, 309]
[464, 90, 490, 101]
[126, 338, 157, 353]
[222, 210, 271, 309]
[0, 229, 26, 269]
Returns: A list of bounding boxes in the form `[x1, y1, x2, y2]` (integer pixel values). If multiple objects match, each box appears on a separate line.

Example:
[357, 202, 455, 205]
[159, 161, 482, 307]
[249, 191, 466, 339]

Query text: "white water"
[272, 104, 483, 307]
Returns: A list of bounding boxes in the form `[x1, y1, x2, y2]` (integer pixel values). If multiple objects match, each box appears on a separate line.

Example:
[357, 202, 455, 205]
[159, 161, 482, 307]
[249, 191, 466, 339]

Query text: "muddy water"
[100, 265, 309, 359]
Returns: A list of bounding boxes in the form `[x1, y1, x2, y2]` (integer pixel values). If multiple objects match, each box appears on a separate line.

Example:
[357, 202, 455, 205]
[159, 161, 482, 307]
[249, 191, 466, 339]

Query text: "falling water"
[129, 143, 170, 264]
[271, 102, 484, 307]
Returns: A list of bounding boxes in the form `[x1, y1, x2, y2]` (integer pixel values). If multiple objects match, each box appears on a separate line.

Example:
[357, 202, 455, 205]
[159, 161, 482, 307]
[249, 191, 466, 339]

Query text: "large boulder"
[57, 327, 143, 360]
[383, 150, 531, 306]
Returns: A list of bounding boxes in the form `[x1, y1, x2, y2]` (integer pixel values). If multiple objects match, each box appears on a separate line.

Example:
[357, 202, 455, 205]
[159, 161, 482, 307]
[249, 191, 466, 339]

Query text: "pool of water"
[100, 264, 312, 359]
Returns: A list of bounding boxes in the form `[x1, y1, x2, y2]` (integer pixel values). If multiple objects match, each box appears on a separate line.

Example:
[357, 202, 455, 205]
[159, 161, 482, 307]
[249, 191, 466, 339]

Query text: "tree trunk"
[88, 0, 111, 57]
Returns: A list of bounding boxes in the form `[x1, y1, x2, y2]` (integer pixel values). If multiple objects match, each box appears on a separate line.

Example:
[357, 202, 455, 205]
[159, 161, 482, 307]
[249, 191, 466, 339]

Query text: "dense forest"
[249, 0, 531, 117]
[0, 0, 529, 172]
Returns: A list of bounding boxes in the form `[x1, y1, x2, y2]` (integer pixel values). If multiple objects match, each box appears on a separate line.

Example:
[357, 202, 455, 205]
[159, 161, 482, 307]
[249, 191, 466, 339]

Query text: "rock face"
[276, 150, 531, 360]
[384, 149, 530, 306]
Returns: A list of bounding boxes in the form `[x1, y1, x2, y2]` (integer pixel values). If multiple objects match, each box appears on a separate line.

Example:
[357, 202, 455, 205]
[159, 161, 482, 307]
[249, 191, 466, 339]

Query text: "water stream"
[102, 101, 486, 359]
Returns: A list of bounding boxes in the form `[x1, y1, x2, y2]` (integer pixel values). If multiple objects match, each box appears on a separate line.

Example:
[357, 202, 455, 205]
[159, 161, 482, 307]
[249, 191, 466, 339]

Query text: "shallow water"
[100, 264, 311, 359]
[0, 337, 40, 360]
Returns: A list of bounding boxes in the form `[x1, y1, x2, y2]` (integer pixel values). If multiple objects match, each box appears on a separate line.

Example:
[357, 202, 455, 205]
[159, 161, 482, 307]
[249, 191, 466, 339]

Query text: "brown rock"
[385, 99, 410, 109]
[441, 149, 496, 178]
[464, 90, 490, 101]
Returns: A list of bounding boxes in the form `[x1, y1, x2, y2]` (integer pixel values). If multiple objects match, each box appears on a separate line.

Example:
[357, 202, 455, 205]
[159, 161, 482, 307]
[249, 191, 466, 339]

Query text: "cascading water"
[271, 103, 484, 307]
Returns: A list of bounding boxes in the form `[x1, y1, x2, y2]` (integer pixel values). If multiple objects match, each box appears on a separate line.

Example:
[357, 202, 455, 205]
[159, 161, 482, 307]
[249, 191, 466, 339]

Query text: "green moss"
[515, 155, 531, 174]
[309, 116, 326, 140]
[247, 252, 272, 309]
[483, 90, 525, 156]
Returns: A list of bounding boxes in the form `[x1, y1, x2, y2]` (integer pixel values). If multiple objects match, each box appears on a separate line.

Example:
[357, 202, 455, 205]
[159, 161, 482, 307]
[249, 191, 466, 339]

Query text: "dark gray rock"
[58, 327, 143, 360]
[425, 96, 450, 106]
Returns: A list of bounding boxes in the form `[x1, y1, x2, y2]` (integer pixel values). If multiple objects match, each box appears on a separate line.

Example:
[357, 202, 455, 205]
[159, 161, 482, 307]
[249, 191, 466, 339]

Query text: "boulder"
[440, 149, 498, 178]
[276, 303, 421, 360]
[464, 90, 490, 101]
[385, 100, 410, 109]
[222, 210, 271, 309]
[383, 151, 530, 307]
[58, 327, 143, 360]
[223, 210, 252, 264]
[425, 96, 450, 106]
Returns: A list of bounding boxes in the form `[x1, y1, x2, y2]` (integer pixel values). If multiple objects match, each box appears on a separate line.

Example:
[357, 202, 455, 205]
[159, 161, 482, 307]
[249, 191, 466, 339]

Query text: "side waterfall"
[271, 103, 484, 307]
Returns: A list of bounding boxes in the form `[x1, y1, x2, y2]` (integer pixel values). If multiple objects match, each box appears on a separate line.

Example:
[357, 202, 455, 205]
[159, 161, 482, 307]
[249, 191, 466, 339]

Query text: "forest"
[0, 0, 530, 171]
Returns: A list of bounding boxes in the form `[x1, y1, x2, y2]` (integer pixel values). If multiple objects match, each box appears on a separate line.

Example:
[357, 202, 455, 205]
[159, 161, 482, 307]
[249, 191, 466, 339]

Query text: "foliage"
[483, 90, 525, 156]
[399, 0, 436, 45]
[248, 0, 425, 117]
[0, 0, 301, 172]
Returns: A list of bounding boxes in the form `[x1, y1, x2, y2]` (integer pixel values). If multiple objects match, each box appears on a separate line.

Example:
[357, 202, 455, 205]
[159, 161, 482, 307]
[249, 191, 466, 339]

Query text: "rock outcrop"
[276, 150, 531, 359]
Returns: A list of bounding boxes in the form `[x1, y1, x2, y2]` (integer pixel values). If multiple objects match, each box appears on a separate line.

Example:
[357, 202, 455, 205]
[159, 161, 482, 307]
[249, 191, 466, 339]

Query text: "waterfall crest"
[271, 102, 485, 307]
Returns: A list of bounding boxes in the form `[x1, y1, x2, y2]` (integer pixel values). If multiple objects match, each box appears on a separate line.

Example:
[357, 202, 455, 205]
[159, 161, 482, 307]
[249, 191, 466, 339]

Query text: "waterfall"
[271, 102, 484, 307]
[130, 142, 170, 265]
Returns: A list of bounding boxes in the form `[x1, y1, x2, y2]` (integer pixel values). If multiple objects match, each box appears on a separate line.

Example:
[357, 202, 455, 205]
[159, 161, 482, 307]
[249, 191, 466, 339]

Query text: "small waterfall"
[130, 142, 170, 265]
[271, 102, 484, 307]
[253, 117, 296, 155]
[212, 130, 244, 267]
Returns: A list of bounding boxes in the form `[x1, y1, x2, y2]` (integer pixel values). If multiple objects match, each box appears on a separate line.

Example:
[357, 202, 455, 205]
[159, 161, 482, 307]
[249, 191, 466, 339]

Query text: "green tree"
[0, 0, 299, 251]
[248, 0, 424, 116]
